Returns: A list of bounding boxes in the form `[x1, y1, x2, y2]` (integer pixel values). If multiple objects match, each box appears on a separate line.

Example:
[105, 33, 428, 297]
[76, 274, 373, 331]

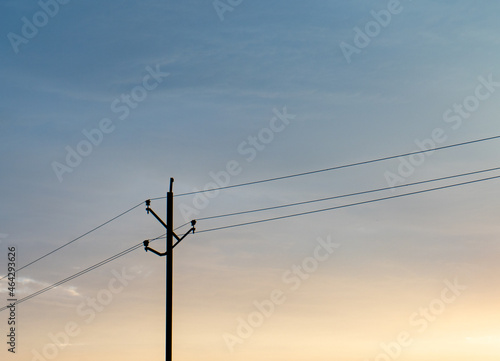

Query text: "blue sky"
[2, 1, 500, 360]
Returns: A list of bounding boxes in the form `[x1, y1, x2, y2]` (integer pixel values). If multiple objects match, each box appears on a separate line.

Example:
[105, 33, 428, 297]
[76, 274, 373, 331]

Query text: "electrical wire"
[0, 234, 165, 312]
[197, 173, 500, 233]
[0, 202, 144, 281]
[194, 166, 500, 222]
[148, 134, 500, 200]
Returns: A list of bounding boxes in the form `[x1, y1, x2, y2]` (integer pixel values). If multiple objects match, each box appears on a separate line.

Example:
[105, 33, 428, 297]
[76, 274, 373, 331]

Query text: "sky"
[1, 0, 500, 360]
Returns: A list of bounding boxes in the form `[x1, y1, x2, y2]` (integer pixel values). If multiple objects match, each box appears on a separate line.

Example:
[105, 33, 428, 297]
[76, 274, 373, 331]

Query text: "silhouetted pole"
[143, 178, 196, 361]
[167, 178, 173, 361]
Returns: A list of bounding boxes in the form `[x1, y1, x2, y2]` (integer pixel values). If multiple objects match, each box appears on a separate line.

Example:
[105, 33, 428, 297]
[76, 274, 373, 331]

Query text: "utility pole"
[143, 178, 196, 361]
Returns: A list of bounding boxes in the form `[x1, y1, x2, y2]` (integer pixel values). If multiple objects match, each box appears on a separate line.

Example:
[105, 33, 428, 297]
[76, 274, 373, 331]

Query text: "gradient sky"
[1, 1, 500, 360]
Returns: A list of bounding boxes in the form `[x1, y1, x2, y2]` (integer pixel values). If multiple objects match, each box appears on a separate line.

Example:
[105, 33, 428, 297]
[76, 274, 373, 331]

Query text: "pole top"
[169, 178, 174, 193]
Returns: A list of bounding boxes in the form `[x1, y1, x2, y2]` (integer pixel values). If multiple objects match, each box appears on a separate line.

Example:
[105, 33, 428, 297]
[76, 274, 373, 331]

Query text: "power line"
[194, 166, 500, 222]
[0, 234, 165, 312]
[11, 134, 497, 280]
[3, 172, 499, 311]
[0, 202, 144, 281]
[197, 173, 500, 233]
[148, 134, 500, 200]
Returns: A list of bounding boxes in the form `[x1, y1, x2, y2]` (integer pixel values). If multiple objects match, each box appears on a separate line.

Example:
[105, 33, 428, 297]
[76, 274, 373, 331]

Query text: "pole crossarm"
[143, 222, 196, 256]
[143, 200, 196, 256]
[142, 240, 167, 256]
